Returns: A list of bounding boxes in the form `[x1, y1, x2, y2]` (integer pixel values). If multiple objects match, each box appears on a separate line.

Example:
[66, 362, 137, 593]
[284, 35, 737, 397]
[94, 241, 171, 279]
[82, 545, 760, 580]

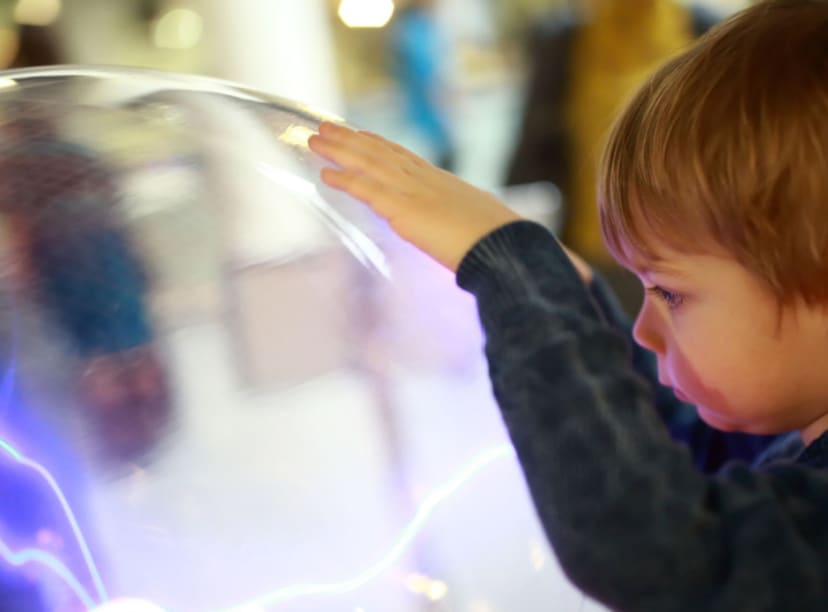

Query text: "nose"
[632, 300, 665, 355]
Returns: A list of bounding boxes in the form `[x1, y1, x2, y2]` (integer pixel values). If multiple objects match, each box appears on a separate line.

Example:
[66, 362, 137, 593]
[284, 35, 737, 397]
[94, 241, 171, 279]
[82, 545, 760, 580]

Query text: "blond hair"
[598, 0, 828, 304]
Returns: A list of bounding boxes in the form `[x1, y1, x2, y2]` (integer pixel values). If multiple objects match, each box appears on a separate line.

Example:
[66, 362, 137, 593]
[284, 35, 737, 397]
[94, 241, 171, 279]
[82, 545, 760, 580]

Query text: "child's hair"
[598, 0, 828, 305]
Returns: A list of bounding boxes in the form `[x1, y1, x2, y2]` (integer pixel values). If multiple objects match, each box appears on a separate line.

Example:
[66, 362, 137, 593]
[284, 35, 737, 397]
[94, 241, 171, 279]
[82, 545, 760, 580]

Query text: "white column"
[199, 0, 344, 114]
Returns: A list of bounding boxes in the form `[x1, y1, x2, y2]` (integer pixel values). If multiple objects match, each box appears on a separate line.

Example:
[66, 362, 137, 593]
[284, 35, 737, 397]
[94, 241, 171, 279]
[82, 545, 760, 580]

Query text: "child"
[309, 1, 828, 610]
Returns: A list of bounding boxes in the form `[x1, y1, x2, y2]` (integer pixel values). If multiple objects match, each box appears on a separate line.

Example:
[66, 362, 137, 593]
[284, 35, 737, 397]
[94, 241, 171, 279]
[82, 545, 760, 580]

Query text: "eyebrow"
[631, 260, 690, 278]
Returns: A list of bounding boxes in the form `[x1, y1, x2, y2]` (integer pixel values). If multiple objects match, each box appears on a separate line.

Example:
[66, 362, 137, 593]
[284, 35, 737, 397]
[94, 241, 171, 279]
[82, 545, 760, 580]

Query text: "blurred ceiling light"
[152, 8, 203, 50]
[338, 0, 395, 28]
[13, 0, 61, 26]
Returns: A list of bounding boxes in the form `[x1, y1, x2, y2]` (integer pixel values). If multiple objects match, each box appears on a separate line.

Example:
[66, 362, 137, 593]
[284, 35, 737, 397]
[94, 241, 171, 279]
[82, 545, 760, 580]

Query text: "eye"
[646, 286, 684, 310]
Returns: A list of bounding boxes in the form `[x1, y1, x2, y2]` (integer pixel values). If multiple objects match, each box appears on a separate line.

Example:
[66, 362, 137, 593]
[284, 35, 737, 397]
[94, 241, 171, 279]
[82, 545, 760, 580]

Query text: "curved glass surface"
[0, 66, 600, 612]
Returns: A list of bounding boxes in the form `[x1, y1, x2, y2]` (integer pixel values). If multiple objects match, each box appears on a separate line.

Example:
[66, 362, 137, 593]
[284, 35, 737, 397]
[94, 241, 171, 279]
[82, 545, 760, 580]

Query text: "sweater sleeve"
[456, 221, 828, 611]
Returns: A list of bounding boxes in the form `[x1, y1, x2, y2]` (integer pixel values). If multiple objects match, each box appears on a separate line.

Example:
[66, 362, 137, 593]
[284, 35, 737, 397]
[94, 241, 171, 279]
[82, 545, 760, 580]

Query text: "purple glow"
[0, 535, 97, 609]
[221, 444, 515, 611]
[0, 437, 109, 603]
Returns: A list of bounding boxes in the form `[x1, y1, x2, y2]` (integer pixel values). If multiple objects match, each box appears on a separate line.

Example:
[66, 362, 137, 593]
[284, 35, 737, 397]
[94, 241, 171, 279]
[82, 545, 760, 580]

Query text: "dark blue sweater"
[456, 221, 828, 612]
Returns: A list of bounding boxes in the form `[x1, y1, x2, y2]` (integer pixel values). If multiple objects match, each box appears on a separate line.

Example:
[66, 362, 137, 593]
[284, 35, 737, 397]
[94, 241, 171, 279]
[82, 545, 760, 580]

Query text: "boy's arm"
[309, 125, 828, 609]
[458, 221, 828, 610]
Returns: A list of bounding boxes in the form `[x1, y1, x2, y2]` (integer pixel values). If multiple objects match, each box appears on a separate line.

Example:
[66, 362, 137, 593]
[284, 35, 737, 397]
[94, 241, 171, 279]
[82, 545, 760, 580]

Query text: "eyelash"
[646, 286, 684, 310]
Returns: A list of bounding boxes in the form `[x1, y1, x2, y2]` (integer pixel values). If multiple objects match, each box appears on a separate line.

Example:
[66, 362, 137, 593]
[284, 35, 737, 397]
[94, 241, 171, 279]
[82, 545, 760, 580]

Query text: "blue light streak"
[2, 424, 516, 612]
[0, 536, 97, 610]
[0, 437, 109, 603]
[221, 443, 515, 611]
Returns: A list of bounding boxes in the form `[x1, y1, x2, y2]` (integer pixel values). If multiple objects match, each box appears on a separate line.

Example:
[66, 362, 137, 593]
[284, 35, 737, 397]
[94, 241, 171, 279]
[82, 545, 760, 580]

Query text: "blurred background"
[0, 0, 754, 306]
[0, 0, 747, 173]
[0, 2, 756, 611]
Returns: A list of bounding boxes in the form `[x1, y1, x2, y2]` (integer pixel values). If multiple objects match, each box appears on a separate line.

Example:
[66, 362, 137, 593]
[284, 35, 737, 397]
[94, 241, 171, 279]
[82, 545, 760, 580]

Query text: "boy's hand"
[309, 121, 521, 272]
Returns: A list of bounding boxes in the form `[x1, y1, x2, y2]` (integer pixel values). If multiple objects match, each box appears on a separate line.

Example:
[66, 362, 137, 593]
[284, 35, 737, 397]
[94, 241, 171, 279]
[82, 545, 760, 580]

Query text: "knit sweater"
[456, 221, 828, 612]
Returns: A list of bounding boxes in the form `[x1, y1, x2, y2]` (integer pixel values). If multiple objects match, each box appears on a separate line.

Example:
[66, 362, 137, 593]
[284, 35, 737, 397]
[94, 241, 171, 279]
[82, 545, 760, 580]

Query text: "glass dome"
[0, 66, 596, 612]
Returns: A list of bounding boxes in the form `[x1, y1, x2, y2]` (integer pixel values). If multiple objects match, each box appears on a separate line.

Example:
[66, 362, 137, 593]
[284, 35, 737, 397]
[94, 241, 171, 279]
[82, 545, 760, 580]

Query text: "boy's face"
[627, 248, 828, 443]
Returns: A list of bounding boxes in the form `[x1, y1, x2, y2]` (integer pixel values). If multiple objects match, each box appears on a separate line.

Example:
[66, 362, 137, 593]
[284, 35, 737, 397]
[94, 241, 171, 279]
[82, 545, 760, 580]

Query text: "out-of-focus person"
[390, 0, 457, 171]
[506, 0, 720, 312]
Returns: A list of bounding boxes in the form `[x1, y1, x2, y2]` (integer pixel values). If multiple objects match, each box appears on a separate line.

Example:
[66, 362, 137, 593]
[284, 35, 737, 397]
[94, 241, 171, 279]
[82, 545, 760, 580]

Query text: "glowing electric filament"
[222, 444, 514, 611]
[0, 536, 97, 609]
[0, 438, 109, 603]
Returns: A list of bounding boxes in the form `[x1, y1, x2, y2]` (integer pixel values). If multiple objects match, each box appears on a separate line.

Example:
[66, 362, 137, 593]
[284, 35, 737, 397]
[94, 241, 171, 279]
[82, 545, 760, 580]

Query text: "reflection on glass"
[0, 66, 595, 612]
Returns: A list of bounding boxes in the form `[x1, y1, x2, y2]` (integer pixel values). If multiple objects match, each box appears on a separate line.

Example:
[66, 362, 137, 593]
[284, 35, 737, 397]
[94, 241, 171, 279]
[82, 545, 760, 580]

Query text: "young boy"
[309, 1, 828, 610]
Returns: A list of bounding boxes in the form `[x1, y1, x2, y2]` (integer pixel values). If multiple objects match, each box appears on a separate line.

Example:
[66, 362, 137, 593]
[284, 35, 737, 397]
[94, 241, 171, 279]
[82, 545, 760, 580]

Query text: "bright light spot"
[13, 0, 61, 26]
[404, 573, 448, 601]
[404, 572, 430, 594]
[529, 540, 547, 571]
[153, 8, 203, 50]
[426, 579, 448, 601]
[338, 0, 395, 28]
[90, 599, 167, 612]
[279, 125, 315, 148]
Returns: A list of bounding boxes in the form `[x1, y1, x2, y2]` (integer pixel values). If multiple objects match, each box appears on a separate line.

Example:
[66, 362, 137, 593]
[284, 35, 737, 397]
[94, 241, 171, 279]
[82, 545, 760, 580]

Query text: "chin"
[697, 408, 784, 435]
[696, 407, 744, 433]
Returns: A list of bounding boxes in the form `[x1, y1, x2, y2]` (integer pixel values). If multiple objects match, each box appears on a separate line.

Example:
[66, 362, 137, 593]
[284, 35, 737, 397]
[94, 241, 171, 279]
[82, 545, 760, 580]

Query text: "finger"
[310, 128, 395, 173]
[313, 123, 434, 194]
[320, 167, 398, 216]
[360, 131, 433, 171]
[318, 122, 408, 164]
[317, 122, 384, 154]
[358, 130, 412, 156]
[312, 144, 425, 200]
[318, 120, 354, 138]
[341, 130, 437, 183]
[309, 133, 377, 172]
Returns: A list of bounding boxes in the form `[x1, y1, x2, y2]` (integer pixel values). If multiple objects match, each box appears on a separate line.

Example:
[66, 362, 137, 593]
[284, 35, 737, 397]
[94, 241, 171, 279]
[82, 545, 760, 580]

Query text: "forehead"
[620, 243, 704, 279]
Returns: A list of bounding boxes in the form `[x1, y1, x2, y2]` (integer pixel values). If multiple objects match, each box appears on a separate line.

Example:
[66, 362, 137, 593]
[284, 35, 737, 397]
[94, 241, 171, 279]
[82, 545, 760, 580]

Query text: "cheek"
[666, 330, 786, 429]
[664, 334, 742, 413]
